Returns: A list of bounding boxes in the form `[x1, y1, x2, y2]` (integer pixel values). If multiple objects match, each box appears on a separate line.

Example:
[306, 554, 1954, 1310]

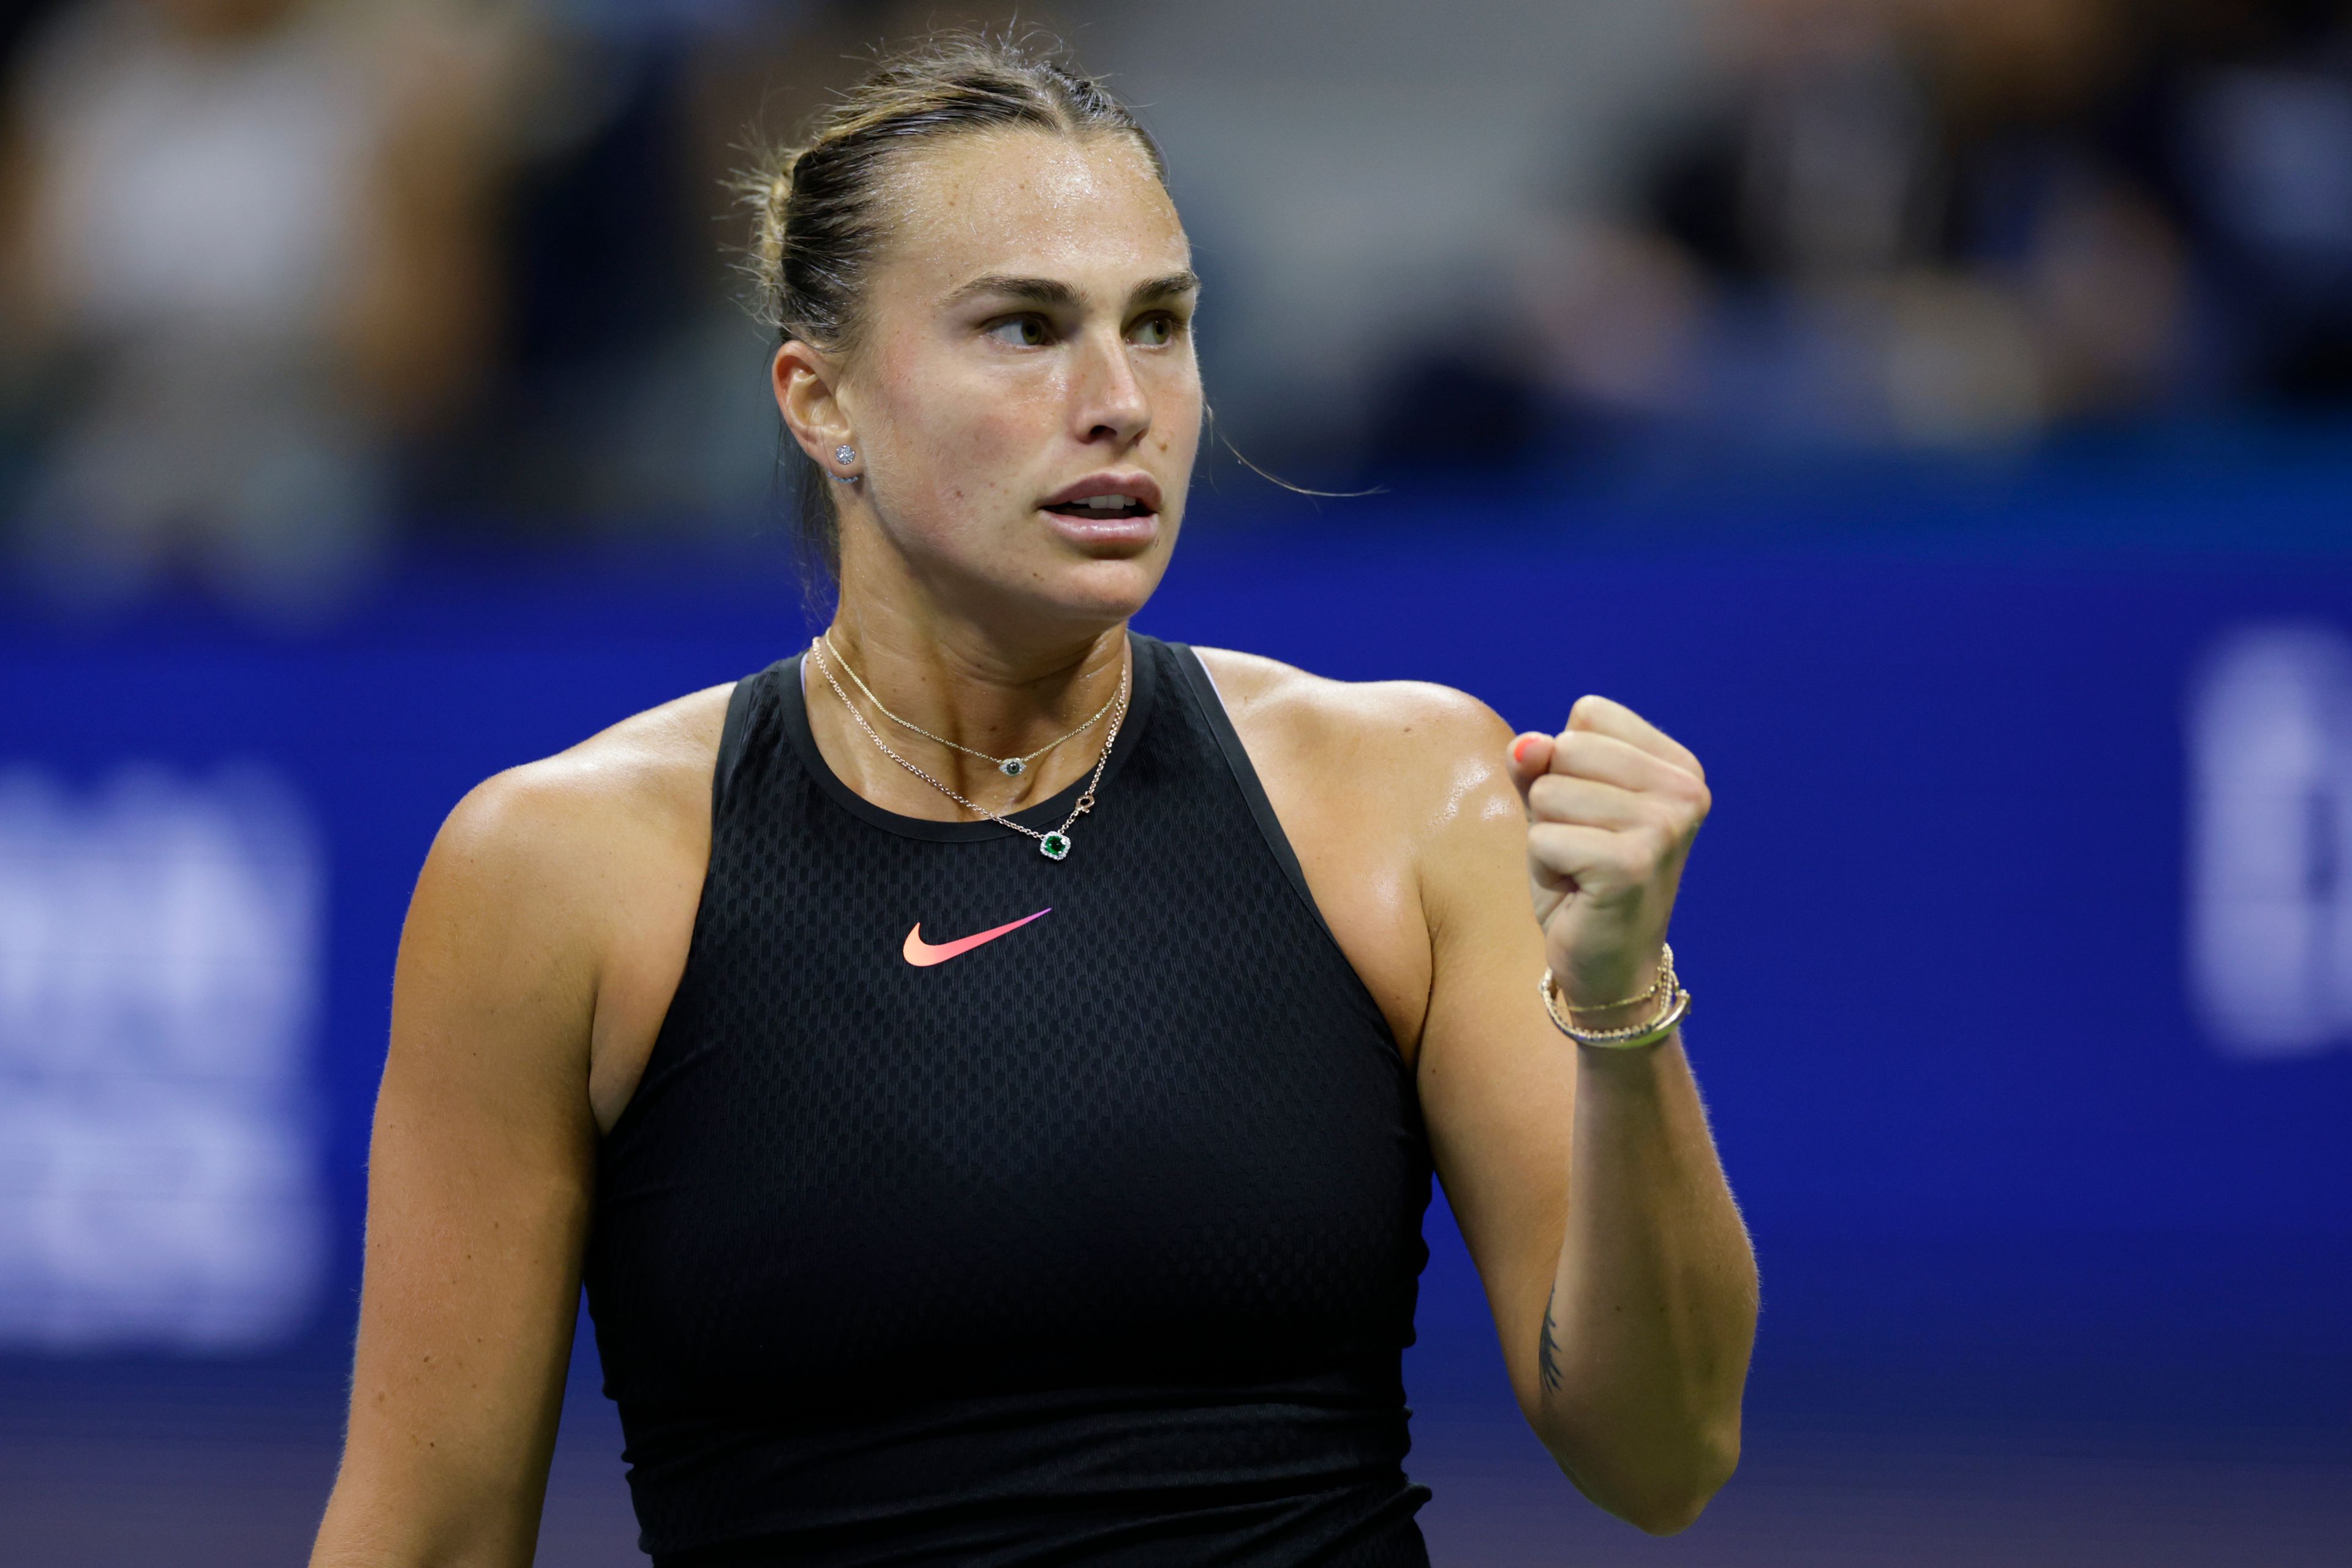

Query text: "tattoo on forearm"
[1539, 1284, 1563, 1394]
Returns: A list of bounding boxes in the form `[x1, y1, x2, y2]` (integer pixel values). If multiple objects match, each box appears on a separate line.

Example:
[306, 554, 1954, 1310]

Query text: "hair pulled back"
[743, 31, 1167, 581]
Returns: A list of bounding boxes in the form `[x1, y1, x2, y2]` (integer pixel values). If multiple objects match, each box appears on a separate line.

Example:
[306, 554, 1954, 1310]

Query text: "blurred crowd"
[0, 0, 965, 612]
[0, 0, 2347, 611]
[0, 0, 841, 610]
[1497, 0, 2352, 459]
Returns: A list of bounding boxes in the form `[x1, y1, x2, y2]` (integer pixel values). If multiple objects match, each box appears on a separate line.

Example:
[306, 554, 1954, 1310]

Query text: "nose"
[1071, 326, 1152, 449]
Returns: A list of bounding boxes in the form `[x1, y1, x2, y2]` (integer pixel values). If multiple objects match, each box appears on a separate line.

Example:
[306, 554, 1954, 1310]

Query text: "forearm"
[1534, 1031, 1756, 1532]
[308, 1307, 568, 1568]
[311, 1473, 543, 1568]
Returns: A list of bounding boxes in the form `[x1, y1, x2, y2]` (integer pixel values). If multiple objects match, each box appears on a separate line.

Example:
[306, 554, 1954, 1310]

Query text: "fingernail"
[1512, 736, 1539, 766]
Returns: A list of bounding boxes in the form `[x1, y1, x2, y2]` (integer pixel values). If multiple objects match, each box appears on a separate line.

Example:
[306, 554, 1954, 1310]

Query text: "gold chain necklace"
[807, 636, 1129, 862]
[821, 631, 1120, 778]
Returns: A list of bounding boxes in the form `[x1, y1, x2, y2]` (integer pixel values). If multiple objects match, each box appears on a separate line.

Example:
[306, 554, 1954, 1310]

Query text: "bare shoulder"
[1190, 646, 1517, 806]
[393, 684, 736, 1124]
[411, 682, 735, 977]
[432, 684, 734, 880]
[1189, 647, 1526, 1053]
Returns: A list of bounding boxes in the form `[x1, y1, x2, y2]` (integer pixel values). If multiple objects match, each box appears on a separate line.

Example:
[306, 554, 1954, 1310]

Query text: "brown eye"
[985, 315, 1051, 347]
[1131, 314, 1176, 347]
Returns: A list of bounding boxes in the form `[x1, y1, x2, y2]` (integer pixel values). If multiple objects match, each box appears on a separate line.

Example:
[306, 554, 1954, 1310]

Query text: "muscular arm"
[311, 688, 720, 1566]
[1416, 698, 1755, 1534]
[309, 775, 603, 1568]
[1208, 649, 1754, 1536]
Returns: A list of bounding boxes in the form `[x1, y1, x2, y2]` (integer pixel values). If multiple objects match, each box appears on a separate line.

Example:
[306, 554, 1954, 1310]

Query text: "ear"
[772, 341, 856, 477]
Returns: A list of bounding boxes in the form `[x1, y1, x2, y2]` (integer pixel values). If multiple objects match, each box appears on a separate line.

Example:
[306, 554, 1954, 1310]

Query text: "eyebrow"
[945, 270, 1202, 311]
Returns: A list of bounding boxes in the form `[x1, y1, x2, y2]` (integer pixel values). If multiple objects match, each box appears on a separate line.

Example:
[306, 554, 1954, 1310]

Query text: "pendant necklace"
[821, 631, 1118, 777]
[807, 635, 1128, 862]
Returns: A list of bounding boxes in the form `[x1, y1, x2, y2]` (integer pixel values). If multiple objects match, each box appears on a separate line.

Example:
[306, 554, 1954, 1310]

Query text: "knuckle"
[1658, 772, 1707, 815]
[1654, 767, 1708, 816]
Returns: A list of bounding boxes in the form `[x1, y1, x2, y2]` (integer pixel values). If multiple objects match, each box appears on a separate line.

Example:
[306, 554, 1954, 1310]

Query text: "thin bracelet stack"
[1539, 943, 1692, 1050]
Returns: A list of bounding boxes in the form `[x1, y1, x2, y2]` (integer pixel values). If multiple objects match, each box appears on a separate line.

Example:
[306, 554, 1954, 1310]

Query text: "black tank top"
[582, 636, 1435, 1566]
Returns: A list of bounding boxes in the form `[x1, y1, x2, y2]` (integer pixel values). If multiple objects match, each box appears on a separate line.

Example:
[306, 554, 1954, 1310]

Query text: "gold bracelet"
[1540, 966, 1692, 1050]
[1556, 943, 1676, 1017]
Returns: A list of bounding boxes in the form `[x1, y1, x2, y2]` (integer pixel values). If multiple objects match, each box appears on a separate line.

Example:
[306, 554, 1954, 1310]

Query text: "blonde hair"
[741, 31, 1167, 578]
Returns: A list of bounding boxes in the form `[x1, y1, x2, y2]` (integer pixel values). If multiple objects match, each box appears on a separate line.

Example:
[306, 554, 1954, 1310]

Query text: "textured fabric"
[582, 636, 1435, 1566]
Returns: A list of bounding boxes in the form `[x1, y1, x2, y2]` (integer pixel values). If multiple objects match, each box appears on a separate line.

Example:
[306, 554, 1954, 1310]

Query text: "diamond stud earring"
[831, 444, 860, 484]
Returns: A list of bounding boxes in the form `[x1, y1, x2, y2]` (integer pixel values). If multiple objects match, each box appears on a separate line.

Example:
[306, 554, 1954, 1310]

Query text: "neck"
[810, 591, 1133, 819]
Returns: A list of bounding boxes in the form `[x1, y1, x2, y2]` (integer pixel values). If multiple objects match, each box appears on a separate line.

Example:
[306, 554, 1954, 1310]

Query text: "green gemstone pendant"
[1000, 758, 1025, 776]
[1039, 831, 1071, 861]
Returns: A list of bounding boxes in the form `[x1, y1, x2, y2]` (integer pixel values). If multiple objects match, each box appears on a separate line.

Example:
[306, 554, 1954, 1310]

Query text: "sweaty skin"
[311, 126, 1755, 1568]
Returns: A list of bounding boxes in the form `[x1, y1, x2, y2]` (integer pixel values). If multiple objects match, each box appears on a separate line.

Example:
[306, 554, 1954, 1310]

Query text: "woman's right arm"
[311, 771, 606, 1568]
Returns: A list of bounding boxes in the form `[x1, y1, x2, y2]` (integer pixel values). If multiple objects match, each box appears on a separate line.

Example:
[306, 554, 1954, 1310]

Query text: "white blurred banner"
[0, 765, 325, 1349]
[2187, 625, 2352, 1060]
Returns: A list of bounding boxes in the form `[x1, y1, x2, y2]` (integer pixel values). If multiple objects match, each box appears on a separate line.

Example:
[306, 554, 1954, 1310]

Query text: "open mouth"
[1042, 495, 1154, 519]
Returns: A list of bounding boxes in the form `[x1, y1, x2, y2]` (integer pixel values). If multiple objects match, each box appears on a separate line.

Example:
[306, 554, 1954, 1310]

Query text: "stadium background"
[2, 1, 2348, 1563]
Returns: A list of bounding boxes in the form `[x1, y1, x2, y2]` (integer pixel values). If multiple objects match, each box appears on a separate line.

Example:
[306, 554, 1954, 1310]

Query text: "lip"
[1038, 470, 1163, 554]
[1040, 472, 1163, 513]
[1041, 507, 1159, 552]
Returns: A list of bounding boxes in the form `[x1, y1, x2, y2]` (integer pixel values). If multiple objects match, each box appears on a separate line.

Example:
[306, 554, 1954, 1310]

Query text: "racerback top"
[582, 635, 1435, 1566]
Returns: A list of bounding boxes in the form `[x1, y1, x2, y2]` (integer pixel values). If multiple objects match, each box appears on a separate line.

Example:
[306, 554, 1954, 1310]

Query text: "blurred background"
[1, 0, 2348, 1563]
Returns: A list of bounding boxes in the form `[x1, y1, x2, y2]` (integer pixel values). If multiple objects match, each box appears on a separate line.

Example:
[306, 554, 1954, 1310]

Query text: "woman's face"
[793, 129, 1203, 632]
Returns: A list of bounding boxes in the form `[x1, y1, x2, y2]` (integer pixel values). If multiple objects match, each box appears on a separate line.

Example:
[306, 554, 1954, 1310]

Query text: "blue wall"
[9, 527, 2352, 1285]
[4, 493, 2350, 1555]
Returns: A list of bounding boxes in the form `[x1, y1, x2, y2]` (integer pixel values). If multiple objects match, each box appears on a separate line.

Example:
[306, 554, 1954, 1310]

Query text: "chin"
[1022, 551, 1169, 628]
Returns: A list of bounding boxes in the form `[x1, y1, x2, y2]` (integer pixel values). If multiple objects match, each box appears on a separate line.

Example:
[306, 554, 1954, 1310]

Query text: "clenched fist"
[1506, 695, 1710, 1016]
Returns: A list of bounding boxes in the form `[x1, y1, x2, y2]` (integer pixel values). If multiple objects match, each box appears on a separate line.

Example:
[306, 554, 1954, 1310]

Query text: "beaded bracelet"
[1540, 964, 1692, 1050]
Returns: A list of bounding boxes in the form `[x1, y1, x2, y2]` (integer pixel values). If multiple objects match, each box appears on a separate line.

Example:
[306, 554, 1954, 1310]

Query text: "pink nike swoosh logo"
[902, 908, 1053, 967]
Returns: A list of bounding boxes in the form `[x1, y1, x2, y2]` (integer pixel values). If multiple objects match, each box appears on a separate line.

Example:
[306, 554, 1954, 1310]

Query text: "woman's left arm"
[1412, 693, 1757, 1536]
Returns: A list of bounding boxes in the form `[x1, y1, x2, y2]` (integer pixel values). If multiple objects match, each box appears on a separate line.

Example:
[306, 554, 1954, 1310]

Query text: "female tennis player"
[309, 34, 1755, 1568]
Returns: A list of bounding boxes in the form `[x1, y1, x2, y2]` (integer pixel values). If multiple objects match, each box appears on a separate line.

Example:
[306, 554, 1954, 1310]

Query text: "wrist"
[1540, 946, 1689, 1050]
[1550, 947, 1667, 1019]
